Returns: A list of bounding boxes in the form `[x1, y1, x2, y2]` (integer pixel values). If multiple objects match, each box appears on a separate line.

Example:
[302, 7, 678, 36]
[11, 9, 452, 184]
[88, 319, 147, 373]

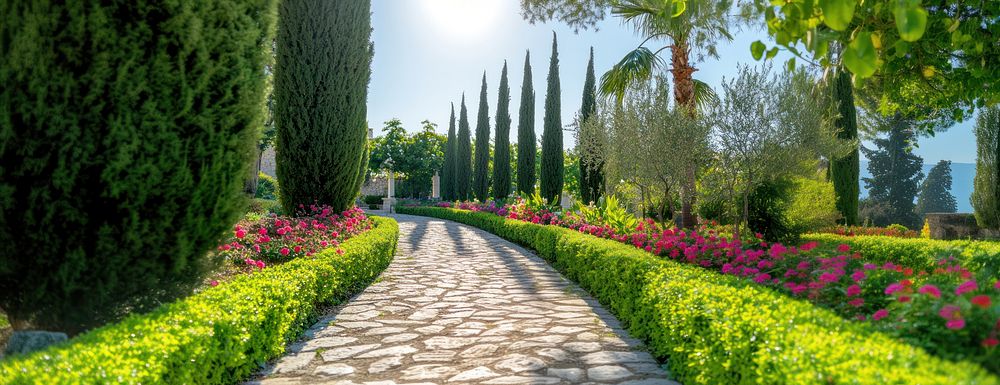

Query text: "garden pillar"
[383, 170, 396, 212]
[432, 172, 441, 199]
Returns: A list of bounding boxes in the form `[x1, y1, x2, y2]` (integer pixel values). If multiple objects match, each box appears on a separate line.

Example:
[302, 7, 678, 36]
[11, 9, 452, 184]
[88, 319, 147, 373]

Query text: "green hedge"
[397, 206, 998, 385]
[802, 233, 1000, 277]
[0, 217, 397, 385]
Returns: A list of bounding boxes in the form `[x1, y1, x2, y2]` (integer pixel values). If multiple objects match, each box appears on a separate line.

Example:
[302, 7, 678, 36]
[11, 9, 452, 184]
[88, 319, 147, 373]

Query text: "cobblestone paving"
[247, 213, 678, 385]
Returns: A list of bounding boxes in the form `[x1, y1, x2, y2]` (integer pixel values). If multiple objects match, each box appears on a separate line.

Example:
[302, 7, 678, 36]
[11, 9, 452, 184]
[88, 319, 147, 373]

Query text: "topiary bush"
[255, 172, 280, 200]
[0, 217, 397, 384]
[0, 0, 276, 334]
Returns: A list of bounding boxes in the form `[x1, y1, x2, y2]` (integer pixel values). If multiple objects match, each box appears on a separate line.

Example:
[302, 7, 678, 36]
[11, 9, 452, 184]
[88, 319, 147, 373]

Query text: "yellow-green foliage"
[802, 233, 1000, 277]
[0, 217, 397, 385]
[787, 177, 841, 232]
[398, 206, 999, 385]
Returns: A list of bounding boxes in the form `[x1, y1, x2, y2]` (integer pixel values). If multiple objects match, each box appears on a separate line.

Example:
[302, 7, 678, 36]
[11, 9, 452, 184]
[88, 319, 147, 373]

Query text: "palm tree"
[602, 0, 732, 228]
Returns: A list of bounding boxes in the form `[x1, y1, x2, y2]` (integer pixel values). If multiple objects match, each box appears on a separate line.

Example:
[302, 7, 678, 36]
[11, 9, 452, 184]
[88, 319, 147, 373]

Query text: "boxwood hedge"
[803, 233, 1000, 277]
[397, 206, 998, 385]
[0, 216, 397, 385]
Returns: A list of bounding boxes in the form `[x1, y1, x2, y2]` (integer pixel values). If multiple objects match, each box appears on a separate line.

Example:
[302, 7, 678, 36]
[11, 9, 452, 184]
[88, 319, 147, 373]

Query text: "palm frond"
[692, 78, 719, 113]
[600, 47, 664, 104]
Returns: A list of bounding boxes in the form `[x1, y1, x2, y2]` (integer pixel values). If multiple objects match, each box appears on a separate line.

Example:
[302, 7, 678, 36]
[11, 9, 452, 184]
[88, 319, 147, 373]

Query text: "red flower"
[280, 247, 290, 256]
[836, 244, 851, 253]
[209, 280, 219, 287]
[918, 284, 941, 299]
[983, 338, 999, 348]
[971, 295, 992, 309]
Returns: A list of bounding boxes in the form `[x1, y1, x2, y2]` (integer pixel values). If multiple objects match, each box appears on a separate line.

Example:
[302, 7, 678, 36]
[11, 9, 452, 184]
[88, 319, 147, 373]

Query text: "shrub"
[0, 217, 397, 384]
[0, 0, 276, 334]
[973, 106, 1000, 229]
[248, 199, 282, 215]
[362, 195, 385, 205]
[256, 173, 280, 200]
[397, 207, 998, 385]
[746, 178, 797, 244]
[275, 0, 372, 213]
[786, 177, 841, 233]
[818, 224, 920, 238]
[217, 206, 371, 264]
[802, 233, 1000, 278]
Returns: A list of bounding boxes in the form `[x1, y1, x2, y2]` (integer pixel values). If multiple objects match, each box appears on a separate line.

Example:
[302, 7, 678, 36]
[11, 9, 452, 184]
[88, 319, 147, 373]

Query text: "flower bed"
[0, 216, 398, 384]
[424, 200, 1000, 374]
[397, 206, 998, 385]
[802, 233, 1000, 279]
[817, 224, 919, 238]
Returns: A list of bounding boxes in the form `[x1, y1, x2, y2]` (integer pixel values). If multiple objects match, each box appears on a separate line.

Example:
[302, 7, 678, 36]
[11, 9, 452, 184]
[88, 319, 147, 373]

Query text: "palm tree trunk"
[670, 40, 698, 229]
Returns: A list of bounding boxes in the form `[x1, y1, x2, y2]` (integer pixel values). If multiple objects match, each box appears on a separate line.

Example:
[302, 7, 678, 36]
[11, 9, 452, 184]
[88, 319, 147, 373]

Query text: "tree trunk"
[244, 148, 263, 197]
[670, 41, 698, 229]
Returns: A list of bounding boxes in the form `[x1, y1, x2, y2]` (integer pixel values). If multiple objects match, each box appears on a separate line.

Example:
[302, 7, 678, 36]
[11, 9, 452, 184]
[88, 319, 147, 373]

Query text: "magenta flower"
[946, 318, 966, 330]
[836, 244, 850, 253]
[846, 284, 861, 297]
[850, 270, 866, 282]
[956, 280, 978, 296]
[235, 229, 247, 239]
[848, 298, 865, 307]
[872, 309, 888, 321]
[939, 304, 961, 320]
[280, 247, 290, 256]
[885, 283, 904, 295]
[918, 284, 941, 299]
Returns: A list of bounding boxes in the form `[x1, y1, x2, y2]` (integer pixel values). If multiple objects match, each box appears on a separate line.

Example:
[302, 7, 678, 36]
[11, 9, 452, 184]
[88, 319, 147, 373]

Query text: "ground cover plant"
[429, 199, 1000, 374]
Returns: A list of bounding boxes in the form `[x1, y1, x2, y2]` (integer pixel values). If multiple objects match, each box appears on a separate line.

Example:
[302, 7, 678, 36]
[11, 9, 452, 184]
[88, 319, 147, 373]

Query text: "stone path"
[247, 213, 678, 385]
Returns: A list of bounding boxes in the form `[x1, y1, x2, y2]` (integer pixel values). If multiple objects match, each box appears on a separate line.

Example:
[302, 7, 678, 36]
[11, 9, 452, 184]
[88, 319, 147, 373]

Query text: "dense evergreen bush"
[0, 217, 397, 384]
[973, 106, 1000, 229]
[275, 0, 372, 213]
[0, 0, 276, 333]
[746, 178, 798, 244]
[398, 207, 998, 385]
[786, 177, 841, 233]
[255, 173, 280, 200]
[442, 104, 457, 200]
[456, 96, 473, 200]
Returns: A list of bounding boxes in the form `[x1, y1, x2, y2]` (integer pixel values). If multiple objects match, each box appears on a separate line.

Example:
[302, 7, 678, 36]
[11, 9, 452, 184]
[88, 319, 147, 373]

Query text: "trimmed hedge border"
[397, 206, 999, 385]
[803, 233, 1000, 277]
[0, 216, 398, 384]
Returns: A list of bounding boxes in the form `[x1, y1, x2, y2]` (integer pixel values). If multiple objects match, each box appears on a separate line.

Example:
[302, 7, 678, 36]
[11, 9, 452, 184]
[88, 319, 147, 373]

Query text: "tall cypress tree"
[830, 69, 860, 225]
[493, 62, 513, 200]
[276, 0, 372, 213]
[578, 47, 603, 205]
[860, 120, 924, 228]
[442, 103, 457, 200]
[916, 160, 957, 215]
[517, 51, 537, 196]
[972, 106, 1000, 229]
[456, 95, 473, 200]
[540, 33, 564, 204]
[473, 73, 492, 200]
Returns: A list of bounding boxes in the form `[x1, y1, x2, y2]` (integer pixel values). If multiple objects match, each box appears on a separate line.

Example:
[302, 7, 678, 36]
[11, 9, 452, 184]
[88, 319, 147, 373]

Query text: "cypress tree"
[860, 121, 924, 228]
[517, 51, 537, 196]
[916, 160, 957, 215]
[473, 73, 492, 200]
[354, 135, 370, 198]
[0, 0, 276, 333]
[972, 106, 1000, 229]
[457, 95, 473, 200]
[578, 47, 603, 205]
[830, 70, 860, 225]
[275, 0, 372, 214]
[540, 33, 564, 204]
[493, 62, 513, 200]
[442, 103, 457, 200]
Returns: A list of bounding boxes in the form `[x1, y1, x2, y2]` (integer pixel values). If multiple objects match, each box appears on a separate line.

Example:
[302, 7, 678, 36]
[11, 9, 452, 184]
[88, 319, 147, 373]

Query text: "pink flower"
[939, 304, 961, 320]
[946, 318, 966, 330]
[235, 229, 247, 239]
[885, 283, 904, 295]
[800, 241, 818, 252]
[836, 244, 851, 253]
[971, 295, 992, 309]
[956, 280, 978, 295]
[863, 263, 877, 270]
[280, 247, 290, 256]
[294, 245, 303, 253]
[848, 298, 865, 307]
[995, 280, 1000, 290]
[336, 249, 344, 255]
[256, 260, 266, 269]
[851, 270, 866, 282]
[846, 284, 861, 297]
[984, 338, 999, 348]
[258, 227, 267, 235]
[872, 309, 889, 321]
[209, 280, 219, 287]
[918, 284, 941, 299]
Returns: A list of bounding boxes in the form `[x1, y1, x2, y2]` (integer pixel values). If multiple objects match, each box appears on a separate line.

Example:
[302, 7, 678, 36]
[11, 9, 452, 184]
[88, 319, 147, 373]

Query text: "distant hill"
[860, 161, 976, 213]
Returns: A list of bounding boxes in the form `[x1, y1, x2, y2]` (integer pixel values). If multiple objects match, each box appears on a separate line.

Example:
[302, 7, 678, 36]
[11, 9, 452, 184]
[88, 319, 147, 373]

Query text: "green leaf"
[751, 40, 766, 60]
[766, 47, 779, 59]
[786, 57, 796, 72]
[820, 0, 856, 31]
[843, 32, 877, 78]
[671, 0, 686, 17]
[893, 2, 928, 42]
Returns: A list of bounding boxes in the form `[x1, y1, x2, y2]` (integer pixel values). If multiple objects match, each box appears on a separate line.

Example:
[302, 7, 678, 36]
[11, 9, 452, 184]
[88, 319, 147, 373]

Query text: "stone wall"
[925, 213, 1000, 240]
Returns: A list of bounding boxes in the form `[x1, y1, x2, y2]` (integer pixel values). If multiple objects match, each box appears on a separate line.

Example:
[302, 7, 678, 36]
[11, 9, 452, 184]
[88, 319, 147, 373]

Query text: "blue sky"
[367, 0, 978, 165]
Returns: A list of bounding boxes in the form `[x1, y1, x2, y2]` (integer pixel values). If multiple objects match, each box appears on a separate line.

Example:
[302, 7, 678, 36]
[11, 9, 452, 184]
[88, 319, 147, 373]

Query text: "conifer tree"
[861, 120, 924, 228]
[517, 51, 537, 196]
[276, 0, 373, 213]
[442, 103, 457, 200]
[456, 95, 473, 200]
[916, 160, 957, 215]
[830, 70, 860, 225]
[473, 73, 492, 200]
[972, 106, 1000, 229]
[540, 33, 564, 204]
[578, 47, 603, 204]
[493, 62, 513, 200]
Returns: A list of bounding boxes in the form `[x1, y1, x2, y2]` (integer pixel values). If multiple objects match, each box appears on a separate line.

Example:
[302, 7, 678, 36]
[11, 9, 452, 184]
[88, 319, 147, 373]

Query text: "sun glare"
[420, 0, 504, 41]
